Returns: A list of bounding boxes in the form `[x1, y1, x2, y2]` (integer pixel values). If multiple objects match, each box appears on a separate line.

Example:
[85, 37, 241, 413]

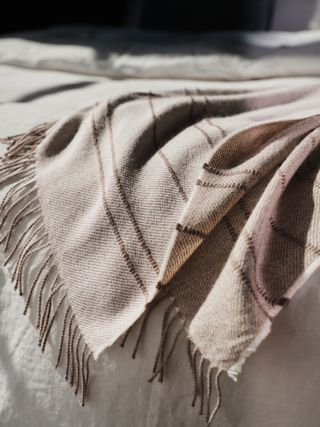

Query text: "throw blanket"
[1, 82, 320, 425]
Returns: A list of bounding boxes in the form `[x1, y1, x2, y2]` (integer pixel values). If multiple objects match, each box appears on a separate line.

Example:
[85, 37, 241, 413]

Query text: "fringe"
[0, 123, 92, 407]
[120, 292, 224, 426]
[0, 124, 224, 423]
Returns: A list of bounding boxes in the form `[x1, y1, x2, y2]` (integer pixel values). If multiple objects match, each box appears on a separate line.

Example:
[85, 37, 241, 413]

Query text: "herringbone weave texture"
[0, 82, 319, 420]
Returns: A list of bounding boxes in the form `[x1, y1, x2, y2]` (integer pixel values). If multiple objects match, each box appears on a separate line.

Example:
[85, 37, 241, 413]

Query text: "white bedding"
[1, 27, 320, 427]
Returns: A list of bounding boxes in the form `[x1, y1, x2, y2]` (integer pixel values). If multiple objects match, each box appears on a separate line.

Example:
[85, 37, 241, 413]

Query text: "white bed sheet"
[1, 27, 320, 427]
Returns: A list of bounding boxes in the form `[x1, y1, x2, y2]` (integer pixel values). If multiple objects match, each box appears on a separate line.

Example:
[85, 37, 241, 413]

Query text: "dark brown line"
[193, 124, 213, 148]
[203, 163, 260, 177]
[185, 88, 195, 125]
[205, 118, 226, 139]
[242, 229, 257, 265]
[195, 88, 227, 138]
[91, 117, 148, 299]
[148, 95, 188, 203]
[270, 218, 320, 257]
[189, 92, 194, 124]
[230, 257, 272, 320]
[195, 87, 207, 117]
[158, 150, 188, 203]
[226, 218, 279, 305]
[223, 214, 270, 303]
[185, 89, 213, 148]
[148, 95, 158, 151]
[238, 199, 288, 305]
[240, 230, 280, 305]
[238, 199, 251, 221]
[176, 223, 207, 239]
[235, 198, 286, 305]
[203, 95, 226, 138]
[196, 179, 247, 191]
[223, 215, 238, 243]
[106, 103, 160, 275]
[278, 169, 286, 190]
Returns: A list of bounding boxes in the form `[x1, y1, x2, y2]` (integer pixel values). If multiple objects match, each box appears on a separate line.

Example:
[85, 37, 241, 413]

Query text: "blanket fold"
[0, 81, 319, 425]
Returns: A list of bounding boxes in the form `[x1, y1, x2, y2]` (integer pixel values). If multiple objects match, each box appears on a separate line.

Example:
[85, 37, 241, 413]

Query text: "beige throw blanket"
[0, 82, 320, 425]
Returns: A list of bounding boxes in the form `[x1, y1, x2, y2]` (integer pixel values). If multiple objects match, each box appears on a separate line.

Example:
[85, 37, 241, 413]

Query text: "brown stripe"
[157, 150, 188, 203]
[230, 257, 272, 320]
[238, 198, 251, 220]
[278, 169, 286, 190]
[205, 119, 226, 139]
[196, 179, 247, 191]
[185, 88, 195, 124]
[242, 229, 257, 265]
[185, 89, 213, 148]
[270, 218, 320, 257]
[224, 213, 269, 302]
[176, 223, 207, 239]
[203, 95, 226, 138]
[241, 199, 293, 306]
[148, 95, 188, 203]
[203, 163, 260, 177]
[223, 215, 238, 243]
[225, 210, 280, 305]
[240, 230, 279, 304]
[92, 116, 148, 299]
[195, 87, 207, 117]
[193, 124, 214, 148]
[148, 95, 158, 150]
[106, 103, 160, 275]
[233, 198, 284, 305]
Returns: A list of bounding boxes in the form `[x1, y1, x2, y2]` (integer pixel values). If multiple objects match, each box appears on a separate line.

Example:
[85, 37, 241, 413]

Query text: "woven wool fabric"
[0, 81, 320, 424]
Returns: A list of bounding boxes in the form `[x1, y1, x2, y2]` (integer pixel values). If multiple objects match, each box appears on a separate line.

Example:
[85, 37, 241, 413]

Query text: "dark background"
[0, 0, 317, 34]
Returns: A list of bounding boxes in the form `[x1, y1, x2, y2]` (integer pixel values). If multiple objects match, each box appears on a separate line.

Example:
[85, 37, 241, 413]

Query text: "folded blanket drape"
[1, 81, 319, 425]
